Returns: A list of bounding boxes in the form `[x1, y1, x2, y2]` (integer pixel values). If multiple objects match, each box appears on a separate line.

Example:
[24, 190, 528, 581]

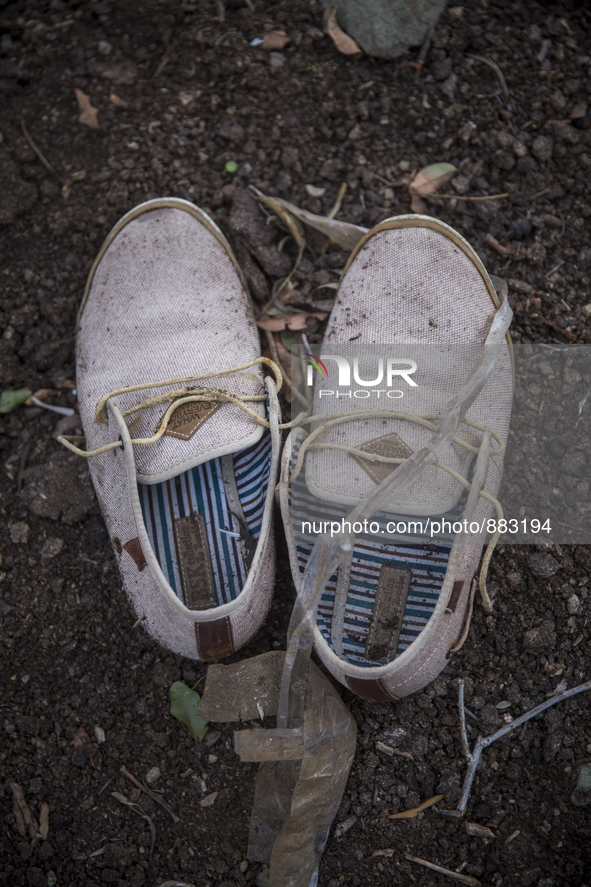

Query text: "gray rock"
[571, 763, 591, 807]
[531, 135, 554, 162]
[269, 52, 286, 70]
[321, 0, 447, 60]
[567, 593, 580, 615]
[528, 552, 561, 577]
[523, 624, 557, 652]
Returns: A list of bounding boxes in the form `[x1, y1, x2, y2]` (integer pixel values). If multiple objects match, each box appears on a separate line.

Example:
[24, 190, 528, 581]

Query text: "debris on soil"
[324, 5, 362, 57]
[169, 681, 209, 741]
[389, 793, 444, 819]
[0, 387, 32, 413]
[570, 763, 591, 807]
[74, 89, 99, 129]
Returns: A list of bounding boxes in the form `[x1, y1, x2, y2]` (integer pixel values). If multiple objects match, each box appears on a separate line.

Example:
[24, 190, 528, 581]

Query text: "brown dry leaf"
[409, 162, 457, 197]
[389, 793, 444, 820]
[465, 821, 495, 839]
[74, 89, 99, 129]
[371, 848, 394, 858]
[325, 5, 362, 57]
[61, 170, 87, 200]
[72, 727, 91, 749]
[25, 388, 55, 405]
[10, 784, 38, 840]
[39, 802, 49, 840]
[410, 192, 428, 214]
[256, 313, 327, 332]
[200, 792, 218, 808]
[262, 30, 290, 50]
[110, 93, 128, 109]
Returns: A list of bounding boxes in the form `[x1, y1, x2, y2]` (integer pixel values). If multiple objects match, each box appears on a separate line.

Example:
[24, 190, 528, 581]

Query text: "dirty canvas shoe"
[279, 215, 513, 701]
[64, 198, 281, 661]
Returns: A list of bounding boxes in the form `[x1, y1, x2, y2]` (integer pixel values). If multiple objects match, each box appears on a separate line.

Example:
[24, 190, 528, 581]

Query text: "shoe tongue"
[94, 369, 266, 482]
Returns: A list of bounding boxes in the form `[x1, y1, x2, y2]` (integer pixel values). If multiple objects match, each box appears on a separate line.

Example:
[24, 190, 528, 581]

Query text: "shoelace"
[58, 355, 505, 615]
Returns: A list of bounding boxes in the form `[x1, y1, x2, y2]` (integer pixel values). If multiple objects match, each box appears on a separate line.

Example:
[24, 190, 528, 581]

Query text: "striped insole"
[290, 442, 464, 668]
[138, 432, 272, 608]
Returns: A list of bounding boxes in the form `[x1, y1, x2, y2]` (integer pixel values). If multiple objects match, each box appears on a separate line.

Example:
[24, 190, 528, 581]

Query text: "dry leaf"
[110, 93, 128, 109]
[253, 189, 368, 251]
[465, 822, 495, 839]
[305, 184, 326, 198]
[371, 848, 394, 858]
[61, 170, 87, 200]
[325, 5, 362, 57]
[200, 792, 218, 808]
[74, 89, 99, 129]
[256, 313, 327, 332]
[262, 30, 290, 50]
[389, 793, 444, 820]
[25, 388, 55, 405]
[409, 162, 457, 197]
[10, 784, 38, 840]
[39, 802, 49, 840]
[410, 192, 428, 214]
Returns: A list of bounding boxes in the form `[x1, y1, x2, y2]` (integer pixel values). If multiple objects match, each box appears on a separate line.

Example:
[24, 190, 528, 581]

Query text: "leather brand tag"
[173, 514, 217, 610]
[352, 432, 413, 484]
[365, 566, 412, 664]
[162, 398, 221, 440]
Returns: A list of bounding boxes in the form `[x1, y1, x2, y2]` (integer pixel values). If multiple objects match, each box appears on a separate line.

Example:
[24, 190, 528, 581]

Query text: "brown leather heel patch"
[196, 617, 235, 661]
[123, 537, 147, 571]
[346, 676, 399, 703]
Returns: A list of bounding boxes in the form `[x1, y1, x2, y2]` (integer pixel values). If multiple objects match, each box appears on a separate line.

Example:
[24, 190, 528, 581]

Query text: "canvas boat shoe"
[279, 215, 514, 701]
[63, 198, 281, 661]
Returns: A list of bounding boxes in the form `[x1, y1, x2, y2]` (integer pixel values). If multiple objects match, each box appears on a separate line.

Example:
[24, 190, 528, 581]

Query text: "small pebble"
[547, 439, 566, 458]
[240, 861, 249, 873]
[21, 674, 30, 685]
[567, 594, 580, 615]
[531, 135, 554, 162]
[94, 725, 106, 744]
[208, 754, 218, 764]
[571, 763, 591, 807]
[98, 40, 113, 56]
[511, 218, 532, 240]
[269, 52, 286, 70]
[146, 766, 161, 784]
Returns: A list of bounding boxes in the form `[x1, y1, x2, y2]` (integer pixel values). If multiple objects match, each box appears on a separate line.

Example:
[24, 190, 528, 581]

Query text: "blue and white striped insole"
[290, 455, 463, 668]
[138, 432, 272, 608]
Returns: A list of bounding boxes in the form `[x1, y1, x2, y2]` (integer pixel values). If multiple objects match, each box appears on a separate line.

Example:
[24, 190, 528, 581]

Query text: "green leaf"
[170, 681, 209, 741]
[0, 388, 32, 414]
[281, 330, 300, 352]
[224, 160, 238, 174]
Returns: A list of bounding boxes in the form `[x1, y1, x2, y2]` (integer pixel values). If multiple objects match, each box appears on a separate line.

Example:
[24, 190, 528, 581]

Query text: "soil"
[1, 0, 591, 886]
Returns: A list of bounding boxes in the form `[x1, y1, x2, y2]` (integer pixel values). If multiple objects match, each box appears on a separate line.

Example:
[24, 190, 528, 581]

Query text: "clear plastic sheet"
[199, 652, 357, 887]
[198, 285, 512, 886]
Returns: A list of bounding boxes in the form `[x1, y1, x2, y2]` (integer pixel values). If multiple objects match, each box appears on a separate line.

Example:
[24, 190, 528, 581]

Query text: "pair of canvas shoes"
[65, 198, 513, 702]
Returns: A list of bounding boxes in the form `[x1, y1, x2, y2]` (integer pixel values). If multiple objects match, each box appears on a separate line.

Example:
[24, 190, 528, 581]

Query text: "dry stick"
[436, 193, 510, 202]
[120, 766, 180, 823]
[457, 677, 591, 815]
[405, 853, 481, 886]
[21, 121, 62, 181]
[468, 54, 509, 98]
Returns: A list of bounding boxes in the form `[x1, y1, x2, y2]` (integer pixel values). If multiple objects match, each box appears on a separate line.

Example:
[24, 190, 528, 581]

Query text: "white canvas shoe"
[67, 198, 281, 661]
[280, 215, 513, 701]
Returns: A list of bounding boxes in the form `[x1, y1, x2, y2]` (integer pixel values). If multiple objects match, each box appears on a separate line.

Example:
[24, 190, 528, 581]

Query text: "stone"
[146, 766, 161, 784]
[320, 0, 447, 60]
[566, 594, 580, 615]
[9, 521, 30, 544]
[41, 537, 64, 559]
[269, 52, 286, 70]
[582, 303, 591, 319]
[571, 763, 591, 807]
[531, 135, 554, 162]
[547, 439, 566, 458]
[19, 447, 95, 523]
[528, 552, 561, 577]
[255, 866, 270, 887]
[523, 624, 557, 652]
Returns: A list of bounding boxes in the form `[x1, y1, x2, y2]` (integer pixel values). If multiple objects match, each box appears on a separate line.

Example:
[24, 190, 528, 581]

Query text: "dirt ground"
[1, 0, 591, 885]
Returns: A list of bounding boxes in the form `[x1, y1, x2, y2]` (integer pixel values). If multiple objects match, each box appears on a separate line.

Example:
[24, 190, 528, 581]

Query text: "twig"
[409, 25, 434, 71]
[120, 766, 180, 823]
[21, 121, 61, 180]
[405, 853, 481, 885]
[327, 182, 347, 220]
[513, 309, 577, 342]
[545, 260, 565, 278]
[112, 792, 156, 858]
[468, 54, 509, 98]
[456, 678, 591, 814]
[437, 193, 510, 202]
